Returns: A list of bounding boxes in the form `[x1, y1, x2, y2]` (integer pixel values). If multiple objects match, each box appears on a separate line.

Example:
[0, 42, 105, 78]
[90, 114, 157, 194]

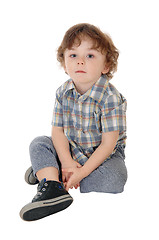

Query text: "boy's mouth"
[75, 70, 86, 73]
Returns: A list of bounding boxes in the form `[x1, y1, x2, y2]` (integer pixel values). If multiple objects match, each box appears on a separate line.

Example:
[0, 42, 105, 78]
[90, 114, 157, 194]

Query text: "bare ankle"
[36, 167, 59, 182]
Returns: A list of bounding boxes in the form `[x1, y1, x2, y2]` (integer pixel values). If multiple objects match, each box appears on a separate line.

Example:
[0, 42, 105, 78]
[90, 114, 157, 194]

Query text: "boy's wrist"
[81, 165, 90, 179]
[61, 158, 75, 168]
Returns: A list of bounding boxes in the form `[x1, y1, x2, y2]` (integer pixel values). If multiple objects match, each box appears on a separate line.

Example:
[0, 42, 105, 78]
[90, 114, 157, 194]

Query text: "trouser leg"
[80, 149, 128, 194]
[29, 136, 61, 178]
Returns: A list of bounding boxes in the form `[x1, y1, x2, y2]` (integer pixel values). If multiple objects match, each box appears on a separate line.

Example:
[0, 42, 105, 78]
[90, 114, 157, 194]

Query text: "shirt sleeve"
[51, 91, 63, 127]
[101, 94, 127, 133]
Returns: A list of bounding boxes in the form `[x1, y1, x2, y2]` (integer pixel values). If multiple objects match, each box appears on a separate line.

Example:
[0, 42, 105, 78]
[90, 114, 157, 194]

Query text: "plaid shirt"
[52, 76, 127, 163]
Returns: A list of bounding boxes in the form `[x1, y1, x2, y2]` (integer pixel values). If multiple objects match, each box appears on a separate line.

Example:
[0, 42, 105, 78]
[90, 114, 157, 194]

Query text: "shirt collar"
[62, 79, 75, 97]
[85, 75, 109, 102]
[63, 75, 109, 103]
[65, 79, 75, 91]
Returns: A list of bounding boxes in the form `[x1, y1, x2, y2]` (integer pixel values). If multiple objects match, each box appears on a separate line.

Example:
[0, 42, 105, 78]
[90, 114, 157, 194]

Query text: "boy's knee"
[30, 136, 43, 151]
[111, 173, 127, 193]
[107, 166, 127, 193]
[29, 136, 50, 154]
[105, 158, 128, 193]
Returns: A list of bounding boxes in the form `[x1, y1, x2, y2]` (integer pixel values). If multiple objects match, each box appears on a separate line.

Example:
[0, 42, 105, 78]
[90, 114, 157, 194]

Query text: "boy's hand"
[62, 167, 85, 191]
[61, 161, 82, 189]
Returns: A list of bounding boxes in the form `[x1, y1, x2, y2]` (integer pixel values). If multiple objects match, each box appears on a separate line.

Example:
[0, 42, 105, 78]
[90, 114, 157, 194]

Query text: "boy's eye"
[70, 54, 77, 58]
[87, 54, 94, 58]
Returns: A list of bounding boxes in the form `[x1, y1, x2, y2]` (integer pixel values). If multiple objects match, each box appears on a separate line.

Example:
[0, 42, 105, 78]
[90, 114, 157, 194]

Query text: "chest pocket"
[82, 110, 102, 133]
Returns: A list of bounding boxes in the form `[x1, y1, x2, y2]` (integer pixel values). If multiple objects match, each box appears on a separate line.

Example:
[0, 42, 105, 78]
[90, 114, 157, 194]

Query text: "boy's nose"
[77, 58, 84, 65]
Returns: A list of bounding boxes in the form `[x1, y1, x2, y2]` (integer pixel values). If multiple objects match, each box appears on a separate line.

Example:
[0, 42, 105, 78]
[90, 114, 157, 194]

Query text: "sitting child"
[20, 23, 127, 221]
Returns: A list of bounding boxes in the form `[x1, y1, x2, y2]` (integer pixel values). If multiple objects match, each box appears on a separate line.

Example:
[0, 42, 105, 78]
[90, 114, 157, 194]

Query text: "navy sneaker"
[20, 178, 73, 221]
[25, 166, 39, 185]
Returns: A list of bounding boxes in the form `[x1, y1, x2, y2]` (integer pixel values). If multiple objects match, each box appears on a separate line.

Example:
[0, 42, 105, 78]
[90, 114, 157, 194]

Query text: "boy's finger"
[65, 177, 72, 191]
[65, 184, 70, 191]
[62, 168, 73, 173]
[62, 174, 66, 182]
[77, 163, 82, 168]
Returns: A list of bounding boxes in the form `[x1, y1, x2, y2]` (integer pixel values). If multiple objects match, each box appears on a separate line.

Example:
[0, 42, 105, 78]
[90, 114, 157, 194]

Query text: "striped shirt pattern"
[52, 76, 127, 162]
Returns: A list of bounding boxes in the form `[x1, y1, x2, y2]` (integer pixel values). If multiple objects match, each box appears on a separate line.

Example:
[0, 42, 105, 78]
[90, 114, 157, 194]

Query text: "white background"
[0, 0, 159, 239]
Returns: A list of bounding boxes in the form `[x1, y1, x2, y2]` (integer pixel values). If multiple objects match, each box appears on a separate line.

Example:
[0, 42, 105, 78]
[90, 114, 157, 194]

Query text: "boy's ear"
[63, 63, 67, 74]
[63, 63, 66, 71]
[102, 65, 109, 75]
[63, 64, 68, 74]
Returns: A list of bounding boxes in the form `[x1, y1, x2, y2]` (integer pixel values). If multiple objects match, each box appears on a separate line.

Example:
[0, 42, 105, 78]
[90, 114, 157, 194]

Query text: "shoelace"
[33, 178, 48, 200]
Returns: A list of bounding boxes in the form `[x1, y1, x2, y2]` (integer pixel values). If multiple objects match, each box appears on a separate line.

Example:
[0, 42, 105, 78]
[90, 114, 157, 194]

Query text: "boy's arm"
[51, 126, 74, 167]
[82, 130, 119, 177]
[63, 130, 119, 190]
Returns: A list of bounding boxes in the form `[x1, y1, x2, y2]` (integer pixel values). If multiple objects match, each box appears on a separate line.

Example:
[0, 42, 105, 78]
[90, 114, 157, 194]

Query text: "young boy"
[20, 23, 127, 221]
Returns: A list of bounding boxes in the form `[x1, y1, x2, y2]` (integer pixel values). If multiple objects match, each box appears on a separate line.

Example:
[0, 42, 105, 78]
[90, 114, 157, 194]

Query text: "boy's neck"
[73, 80, 97, 95]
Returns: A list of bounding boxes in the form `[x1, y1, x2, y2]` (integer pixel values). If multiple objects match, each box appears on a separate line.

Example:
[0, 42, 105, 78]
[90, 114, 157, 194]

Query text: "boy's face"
[64, 38, 109, 92]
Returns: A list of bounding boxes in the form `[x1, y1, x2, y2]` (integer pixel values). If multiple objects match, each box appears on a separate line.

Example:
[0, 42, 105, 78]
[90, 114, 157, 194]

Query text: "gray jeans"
[29, 136, 127, 194]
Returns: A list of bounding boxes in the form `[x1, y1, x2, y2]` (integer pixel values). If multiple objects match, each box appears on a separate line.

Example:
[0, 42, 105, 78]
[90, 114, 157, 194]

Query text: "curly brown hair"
[57, 23, 119, 80]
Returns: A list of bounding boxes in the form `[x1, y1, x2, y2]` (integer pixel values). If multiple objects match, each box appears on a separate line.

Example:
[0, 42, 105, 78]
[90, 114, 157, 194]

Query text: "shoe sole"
[20, 194, 73, 221]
